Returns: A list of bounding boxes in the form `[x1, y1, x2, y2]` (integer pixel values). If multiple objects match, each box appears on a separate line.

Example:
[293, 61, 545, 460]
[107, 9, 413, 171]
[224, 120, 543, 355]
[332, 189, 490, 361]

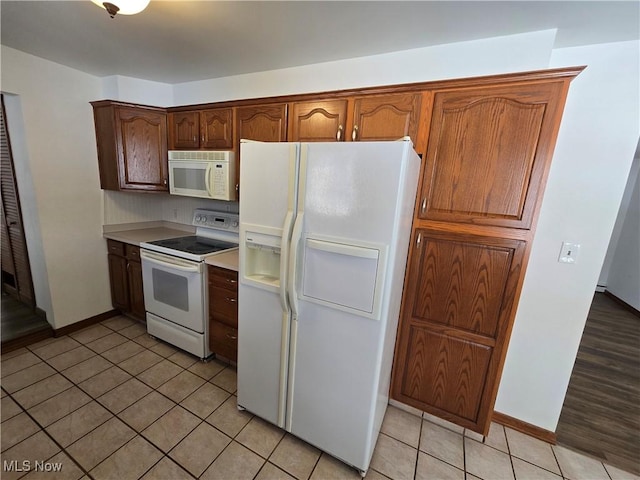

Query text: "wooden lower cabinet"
[106, 240, 145, 321]
[127, 256, 145, 320]
[208, 265, 238, 361]
[392, 230, 526, 433]
[107, 252, 129, 311]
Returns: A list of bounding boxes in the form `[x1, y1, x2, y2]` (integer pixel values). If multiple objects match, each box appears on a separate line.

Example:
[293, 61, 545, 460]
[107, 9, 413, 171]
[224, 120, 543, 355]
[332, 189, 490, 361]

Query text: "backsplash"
[104, 191, 239, 226]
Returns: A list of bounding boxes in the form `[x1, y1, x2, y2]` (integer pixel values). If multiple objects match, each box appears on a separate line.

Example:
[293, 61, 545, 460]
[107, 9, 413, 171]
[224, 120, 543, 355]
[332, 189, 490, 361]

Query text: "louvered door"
[0, 95, 35, 306]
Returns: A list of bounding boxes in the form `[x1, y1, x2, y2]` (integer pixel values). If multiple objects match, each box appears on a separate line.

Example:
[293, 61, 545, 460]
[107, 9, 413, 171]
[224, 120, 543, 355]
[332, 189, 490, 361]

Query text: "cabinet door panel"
[290, 100, 348, 142]
[128, 260, 145, 320]
[209, 266, 238, 292]
[418, 82, 564, 228]
[236, 104, 287, 143]
[209, 284, 238, 328]
[116, 108, 168, 191]
[392, 230, 526, 432]
[108, 253, 129, 311]
[168, 111, 199, 149]
[400, 327, 492, 422]
[201, 108, 233, 149]
[210, 322, 238, 362]
[236, 104, 287, 189]
[352, 93, 421, 144]
[410, 237, 515, 337]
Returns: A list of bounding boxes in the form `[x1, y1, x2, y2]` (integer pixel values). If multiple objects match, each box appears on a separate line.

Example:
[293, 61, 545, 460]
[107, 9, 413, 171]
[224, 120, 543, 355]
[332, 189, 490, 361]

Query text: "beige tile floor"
[1, 315, 638, 480]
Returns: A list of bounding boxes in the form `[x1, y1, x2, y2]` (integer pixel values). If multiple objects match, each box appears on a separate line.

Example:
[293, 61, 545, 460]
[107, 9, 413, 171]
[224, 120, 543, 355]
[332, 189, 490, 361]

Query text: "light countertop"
[103, 222, 239, 271]
[205, 248, 239, 272]
[103, 222, 194, 246]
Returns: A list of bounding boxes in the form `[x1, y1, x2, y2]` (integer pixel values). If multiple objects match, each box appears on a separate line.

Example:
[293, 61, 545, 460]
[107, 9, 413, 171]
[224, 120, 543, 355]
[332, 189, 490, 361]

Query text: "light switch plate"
[559, 242, 581, 264]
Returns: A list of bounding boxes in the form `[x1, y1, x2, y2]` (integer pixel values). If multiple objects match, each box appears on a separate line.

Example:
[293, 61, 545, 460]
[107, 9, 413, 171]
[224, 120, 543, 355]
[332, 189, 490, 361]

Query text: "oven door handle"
[141, 250, 201, 273]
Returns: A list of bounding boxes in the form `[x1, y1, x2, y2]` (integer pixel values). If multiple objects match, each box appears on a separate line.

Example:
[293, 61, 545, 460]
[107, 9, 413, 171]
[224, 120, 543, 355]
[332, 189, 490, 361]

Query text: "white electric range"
[140, 209, 239, 359]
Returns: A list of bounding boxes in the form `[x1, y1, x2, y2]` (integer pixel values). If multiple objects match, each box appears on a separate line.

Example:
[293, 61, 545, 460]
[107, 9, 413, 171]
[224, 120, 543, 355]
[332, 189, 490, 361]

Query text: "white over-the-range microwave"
[168, 151, 236, 201]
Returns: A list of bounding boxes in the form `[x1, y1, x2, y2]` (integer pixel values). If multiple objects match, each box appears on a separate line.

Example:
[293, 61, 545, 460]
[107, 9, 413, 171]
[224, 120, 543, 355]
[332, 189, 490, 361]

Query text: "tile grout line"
[413, 410, 425, 480]
[503, 425, 517, 480]
[462, 430, 468, 478]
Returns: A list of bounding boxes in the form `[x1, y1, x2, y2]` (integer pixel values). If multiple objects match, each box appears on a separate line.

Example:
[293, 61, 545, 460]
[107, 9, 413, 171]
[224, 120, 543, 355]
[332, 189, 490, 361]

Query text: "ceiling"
[1, 1, 638, 84]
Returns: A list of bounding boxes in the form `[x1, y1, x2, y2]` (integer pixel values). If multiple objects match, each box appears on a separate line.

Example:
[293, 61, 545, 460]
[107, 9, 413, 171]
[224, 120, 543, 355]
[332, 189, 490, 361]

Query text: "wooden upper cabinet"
[391, 229, 526, 432]
[168, 108, 233, 150]
[201, 108, 233, 149]
[289, 100, 348, 142]
[418, 82, 566, 229]
[168, 111, 199, 149]
[116, 108, 168, 191]
[235, 103, 287, 190]
[351, 93, 421, 144]
[92, 101, 168, 192]
[236, 104, 288, 144]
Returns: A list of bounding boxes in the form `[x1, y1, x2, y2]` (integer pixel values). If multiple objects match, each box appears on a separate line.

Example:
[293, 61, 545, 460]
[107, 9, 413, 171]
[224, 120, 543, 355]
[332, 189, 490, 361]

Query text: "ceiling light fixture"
[91, 0, 150, 18]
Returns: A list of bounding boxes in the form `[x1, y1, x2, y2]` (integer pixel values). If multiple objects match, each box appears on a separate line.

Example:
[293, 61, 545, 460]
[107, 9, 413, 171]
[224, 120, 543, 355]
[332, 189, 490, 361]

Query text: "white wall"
[172, 30, 556, 105]
[495, 40, 640, 431]
[598, 145, 639, 293]
[100, 75, 172, 106]
[606, 155, 640, 309]
[1, 46, 110, 328]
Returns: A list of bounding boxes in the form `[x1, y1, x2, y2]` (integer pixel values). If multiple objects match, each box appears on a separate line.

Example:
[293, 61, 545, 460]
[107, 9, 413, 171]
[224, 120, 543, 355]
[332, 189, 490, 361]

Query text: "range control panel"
[192, 209, 239, 233]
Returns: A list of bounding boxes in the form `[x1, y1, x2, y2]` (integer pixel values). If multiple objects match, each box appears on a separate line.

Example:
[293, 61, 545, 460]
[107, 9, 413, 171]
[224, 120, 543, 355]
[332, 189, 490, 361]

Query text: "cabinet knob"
[226, 297, 237, 303]
[226, 333, 237, 340]
[351, 125, 358, 141]
[163, 179, 167, 185]
[336, 125, 343, 141]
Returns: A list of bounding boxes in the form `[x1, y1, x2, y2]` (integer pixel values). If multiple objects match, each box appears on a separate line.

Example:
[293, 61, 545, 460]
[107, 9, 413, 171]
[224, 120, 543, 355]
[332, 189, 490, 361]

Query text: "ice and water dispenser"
[243, 231, 282, 288]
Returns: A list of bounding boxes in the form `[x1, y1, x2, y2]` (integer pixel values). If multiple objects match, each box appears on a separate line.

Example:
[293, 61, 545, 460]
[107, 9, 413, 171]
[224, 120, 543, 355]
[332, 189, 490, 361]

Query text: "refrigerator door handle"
[279, 210, 294, 312]
[288, 144, 308, 320]
[288, 212, 304, 319]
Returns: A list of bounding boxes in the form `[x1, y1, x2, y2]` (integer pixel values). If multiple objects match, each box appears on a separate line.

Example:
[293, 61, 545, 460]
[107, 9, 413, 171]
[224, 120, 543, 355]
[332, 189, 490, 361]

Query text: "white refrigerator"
[237, 139, 420, 475]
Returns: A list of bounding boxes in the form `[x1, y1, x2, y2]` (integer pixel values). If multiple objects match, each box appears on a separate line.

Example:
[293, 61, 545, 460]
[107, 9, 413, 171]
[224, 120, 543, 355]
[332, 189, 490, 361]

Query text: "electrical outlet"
[172, 208, 178, 220]
[558, 242, 581, 264]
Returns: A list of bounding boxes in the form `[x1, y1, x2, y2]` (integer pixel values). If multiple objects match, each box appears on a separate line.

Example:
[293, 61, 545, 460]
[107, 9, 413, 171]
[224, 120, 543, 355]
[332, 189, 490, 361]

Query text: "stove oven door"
[141, 249, 205, 333]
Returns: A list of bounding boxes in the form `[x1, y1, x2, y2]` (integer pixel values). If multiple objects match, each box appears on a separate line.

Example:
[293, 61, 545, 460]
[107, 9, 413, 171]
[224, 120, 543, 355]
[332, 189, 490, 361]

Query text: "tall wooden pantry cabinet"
[391, 69, 582, 435]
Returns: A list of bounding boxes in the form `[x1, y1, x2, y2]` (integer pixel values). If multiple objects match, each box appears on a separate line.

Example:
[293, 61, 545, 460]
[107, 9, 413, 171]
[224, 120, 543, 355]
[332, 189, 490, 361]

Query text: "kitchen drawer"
[209, 284, 238, 328]
[125, 244, 141, 261]
[107, 239, 125, 256]
[209, 321, 237, 362]
[208, 265, 238, 292]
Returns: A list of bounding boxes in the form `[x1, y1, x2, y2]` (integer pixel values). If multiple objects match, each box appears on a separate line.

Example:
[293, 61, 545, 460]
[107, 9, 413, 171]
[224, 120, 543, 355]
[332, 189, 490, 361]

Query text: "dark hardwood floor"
[556, 292, 640, 475]
[1, 293, 52, 346]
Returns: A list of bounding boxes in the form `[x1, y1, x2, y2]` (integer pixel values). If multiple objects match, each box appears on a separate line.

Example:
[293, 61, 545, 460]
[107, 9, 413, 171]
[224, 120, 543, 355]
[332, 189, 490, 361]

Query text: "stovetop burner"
[147, 236, 237, 256]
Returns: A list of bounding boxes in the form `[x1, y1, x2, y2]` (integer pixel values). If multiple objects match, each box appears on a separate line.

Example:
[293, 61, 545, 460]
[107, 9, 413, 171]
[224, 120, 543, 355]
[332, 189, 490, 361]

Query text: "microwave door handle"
[205, 163, 213, 196]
